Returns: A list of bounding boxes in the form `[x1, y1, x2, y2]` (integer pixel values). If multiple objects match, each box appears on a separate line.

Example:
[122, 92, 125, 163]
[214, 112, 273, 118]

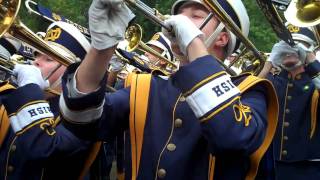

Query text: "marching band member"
[259, 26, 320, 179]
[0, 21, 96, 179]
[60, 0, 278, 179]
[144, 32, 175, 72]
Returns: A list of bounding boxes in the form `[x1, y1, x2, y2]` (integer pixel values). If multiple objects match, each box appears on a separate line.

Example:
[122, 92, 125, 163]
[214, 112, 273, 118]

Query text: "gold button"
[174, 118, 183, 128]
[283, 136, 288, 140]
[7, 165, 14, 173]
[285, 109, 290, 114]
[282, 150, 288, 156]
[287, 96, 292, 100]
[288, 83, 293, 88]
[179, 96, 186, 102]
[296, 74, 301, 80]
[167, 143, 176, 151]
[157, 168, 166, 178]
[284, 122, 290, 127]
[11, 145, 16, 152]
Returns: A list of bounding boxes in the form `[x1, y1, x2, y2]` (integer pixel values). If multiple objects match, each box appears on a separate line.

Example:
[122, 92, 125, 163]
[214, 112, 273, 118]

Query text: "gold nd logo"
[52, 13, 62, 21]
[151, 33, 160, 41]
[45, 28, 62, 41]
[287, 24, 300, 33]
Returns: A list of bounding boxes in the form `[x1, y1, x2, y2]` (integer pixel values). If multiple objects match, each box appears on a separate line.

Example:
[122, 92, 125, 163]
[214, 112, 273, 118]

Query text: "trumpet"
[124, 24, 178, 70]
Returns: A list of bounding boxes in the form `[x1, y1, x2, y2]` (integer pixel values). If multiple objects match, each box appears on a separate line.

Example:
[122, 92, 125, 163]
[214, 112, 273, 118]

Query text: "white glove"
[0, 45, 11, 60]
[109, 54, 125, 72]
[89, 0, 135, 50]
[13, 64, 49, 89]
[269, 41, 306, 68]
[162, 15, 204, 55]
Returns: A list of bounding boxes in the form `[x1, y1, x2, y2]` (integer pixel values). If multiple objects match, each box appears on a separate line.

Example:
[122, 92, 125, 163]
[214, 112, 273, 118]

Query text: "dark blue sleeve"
[305, 60, 320, 78]
[2, 83, 91, 165]
[60, 63, 130, 141]
[172, 55, 268, 155]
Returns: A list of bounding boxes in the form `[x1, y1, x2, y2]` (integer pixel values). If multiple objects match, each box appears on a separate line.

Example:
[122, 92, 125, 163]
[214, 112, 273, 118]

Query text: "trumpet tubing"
[125, 24, 177, 69]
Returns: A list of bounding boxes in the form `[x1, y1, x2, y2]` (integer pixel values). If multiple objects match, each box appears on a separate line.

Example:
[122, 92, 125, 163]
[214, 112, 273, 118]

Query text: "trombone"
[124, 0, 263, 75]
[0, 0, 77, 95]
[124, 0, 171, 31]
[203, 0, 264, 60]
[0, 0, 75, 66]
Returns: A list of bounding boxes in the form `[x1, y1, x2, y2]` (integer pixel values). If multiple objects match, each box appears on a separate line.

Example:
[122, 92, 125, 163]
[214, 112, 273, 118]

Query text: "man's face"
[144, 45, 167, 67]
[178, 3, 219, 38]
[172, 2, 220, 57]
[281, 53, 301, 70]
[32, 53, 66, 85]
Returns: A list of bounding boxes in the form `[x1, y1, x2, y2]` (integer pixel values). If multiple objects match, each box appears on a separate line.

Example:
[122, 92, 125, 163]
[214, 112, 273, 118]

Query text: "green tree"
[18, 0, 279, 52]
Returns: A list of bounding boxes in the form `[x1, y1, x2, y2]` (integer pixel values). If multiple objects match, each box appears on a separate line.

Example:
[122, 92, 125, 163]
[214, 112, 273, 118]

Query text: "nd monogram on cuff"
[186, 75, 240, 118]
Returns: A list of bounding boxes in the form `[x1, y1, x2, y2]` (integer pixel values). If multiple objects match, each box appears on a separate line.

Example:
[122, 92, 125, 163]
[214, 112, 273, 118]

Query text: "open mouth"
[282, 59, 299, 68]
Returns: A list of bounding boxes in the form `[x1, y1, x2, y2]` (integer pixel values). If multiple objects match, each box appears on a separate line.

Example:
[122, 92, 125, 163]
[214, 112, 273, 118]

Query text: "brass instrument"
[125, 24, 178, 70]
[202, 0, 265, 75]
[233, 51, 269, 75]
[124, 0, 170, 31]
[0, 0, 75, 67]
[285, 0, 320, 47]
[25, 0, 55, 23]
[25, 0, 91, 39]
[0, 55, 61, 95]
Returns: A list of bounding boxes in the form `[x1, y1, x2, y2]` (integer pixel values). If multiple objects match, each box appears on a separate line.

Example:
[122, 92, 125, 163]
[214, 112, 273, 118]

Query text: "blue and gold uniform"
[0, 21, 95, 180]
[0, 83, 92, 180]
[257, 23, 320, 179]
[265, 60, 320, 179]
[60, 54, 278, 179]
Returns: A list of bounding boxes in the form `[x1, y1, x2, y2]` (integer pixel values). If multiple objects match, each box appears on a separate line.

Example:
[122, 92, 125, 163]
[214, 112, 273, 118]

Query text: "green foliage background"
[20, 0, 279, 52]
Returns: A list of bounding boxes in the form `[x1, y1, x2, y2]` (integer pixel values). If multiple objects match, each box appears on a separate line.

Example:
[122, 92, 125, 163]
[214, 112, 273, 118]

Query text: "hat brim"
[33, 41, 77, 63]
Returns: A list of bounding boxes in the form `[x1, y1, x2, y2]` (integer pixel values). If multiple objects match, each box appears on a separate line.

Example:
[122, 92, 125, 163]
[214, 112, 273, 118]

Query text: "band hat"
[36, 32, 46, 39]
[146, 32, 173, 62]
[172, 0, 204, 15]
[285, 22, 316, 47]
[42, 21, 90, 62]
[18, 43, 36, 59]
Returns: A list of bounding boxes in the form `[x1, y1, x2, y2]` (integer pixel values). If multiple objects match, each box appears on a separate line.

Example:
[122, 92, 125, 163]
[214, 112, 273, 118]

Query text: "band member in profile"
[0, 21, 98, 179]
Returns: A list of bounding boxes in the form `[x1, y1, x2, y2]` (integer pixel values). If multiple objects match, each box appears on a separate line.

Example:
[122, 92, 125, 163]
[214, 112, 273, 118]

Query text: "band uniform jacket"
[60, 55, 277, 179]
[264, 60, 320, 178]
[0, 83, 92, 180]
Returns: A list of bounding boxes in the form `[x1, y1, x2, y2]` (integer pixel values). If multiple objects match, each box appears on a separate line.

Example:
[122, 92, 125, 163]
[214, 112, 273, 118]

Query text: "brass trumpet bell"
[124, 24, 177, 69]
[285, 0, 320, 27]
